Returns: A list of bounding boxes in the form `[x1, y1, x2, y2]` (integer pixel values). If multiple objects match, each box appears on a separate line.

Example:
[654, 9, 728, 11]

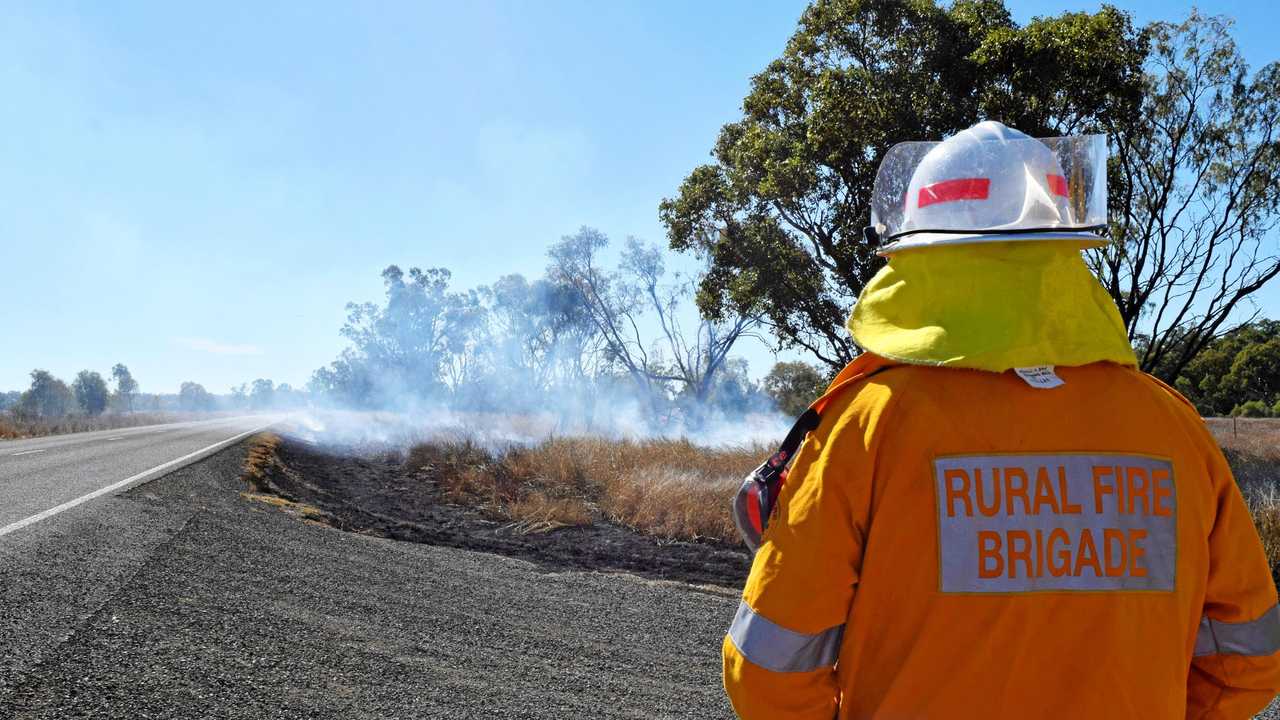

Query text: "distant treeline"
[0, 365, 306, 420]
[1175, 320, 1280, 418]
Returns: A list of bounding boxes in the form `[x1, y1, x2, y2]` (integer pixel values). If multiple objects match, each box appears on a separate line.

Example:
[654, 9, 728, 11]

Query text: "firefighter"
[724, 121, 1280, 719]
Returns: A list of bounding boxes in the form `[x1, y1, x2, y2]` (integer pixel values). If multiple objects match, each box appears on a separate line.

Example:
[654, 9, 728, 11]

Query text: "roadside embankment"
[240, 432, 754, 587]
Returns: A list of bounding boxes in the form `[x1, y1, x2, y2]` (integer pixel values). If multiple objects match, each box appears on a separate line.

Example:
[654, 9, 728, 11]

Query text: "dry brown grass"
[1208, 418, 1280, 583]
[1207, 418, 1280, 491]
[239, 491, 331, 523]
[1251, 501, 1280, 583]
[242, 432, 284, 490]
[239, 433, 336, 524]
[407, 437, 763, 541]
[0, 412, 222, 441]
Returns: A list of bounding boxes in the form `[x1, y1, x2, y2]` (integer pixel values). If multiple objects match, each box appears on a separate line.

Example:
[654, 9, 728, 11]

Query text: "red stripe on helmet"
[917, 178, 990, 208]
[1047, 174, 1069, 197]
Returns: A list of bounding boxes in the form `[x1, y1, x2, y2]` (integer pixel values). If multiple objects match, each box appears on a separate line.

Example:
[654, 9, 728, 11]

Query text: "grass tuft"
[240, 491, 331, 521]
[407, 436, 764, 541]
[242, 433, 284, 491]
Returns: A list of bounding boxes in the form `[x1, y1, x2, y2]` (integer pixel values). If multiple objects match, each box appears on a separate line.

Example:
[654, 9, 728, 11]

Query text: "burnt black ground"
[251, 436, 752, 588]
[0, 441, 740, 719]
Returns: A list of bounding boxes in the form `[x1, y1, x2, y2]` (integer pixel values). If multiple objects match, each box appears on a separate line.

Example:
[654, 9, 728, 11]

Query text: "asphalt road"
[0, 416, 275, 533]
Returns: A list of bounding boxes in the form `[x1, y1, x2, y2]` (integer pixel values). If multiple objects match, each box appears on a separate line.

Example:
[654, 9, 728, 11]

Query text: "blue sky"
[1, 1, 1276, 394]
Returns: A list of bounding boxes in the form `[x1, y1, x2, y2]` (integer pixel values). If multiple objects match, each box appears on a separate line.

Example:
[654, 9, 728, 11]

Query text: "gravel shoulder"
[0, 441, 740, 719]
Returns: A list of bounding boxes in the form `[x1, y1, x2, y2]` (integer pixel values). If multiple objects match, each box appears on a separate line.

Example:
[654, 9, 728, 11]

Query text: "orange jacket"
[724, 355, 1280, 719]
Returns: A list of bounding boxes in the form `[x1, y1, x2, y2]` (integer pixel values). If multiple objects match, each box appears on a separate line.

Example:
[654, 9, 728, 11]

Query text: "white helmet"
[870, 121, 1108, 254]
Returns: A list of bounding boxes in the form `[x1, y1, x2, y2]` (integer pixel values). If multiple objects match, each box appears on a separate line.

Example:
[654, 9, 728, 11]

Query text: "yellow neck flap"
[847, 241, 1137, 373]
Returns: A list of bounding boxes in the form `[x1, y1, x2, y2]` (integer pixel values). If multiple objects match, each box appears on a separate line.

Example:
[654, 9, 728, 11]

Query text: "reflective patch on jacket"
[933, 453, 1176, 593]
[726, 600, 844, 673]
[1195, 604, 1280, 657]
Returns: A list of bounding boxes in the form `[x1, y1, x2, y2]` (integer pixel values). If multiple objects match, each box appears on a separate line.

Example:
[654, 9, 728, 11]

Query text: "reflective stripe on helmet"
[727, 600, 844, 672]
[1193, 603, 1280, 657]
[917, 177, 991, 209]
[1046, 174, 1069, 198]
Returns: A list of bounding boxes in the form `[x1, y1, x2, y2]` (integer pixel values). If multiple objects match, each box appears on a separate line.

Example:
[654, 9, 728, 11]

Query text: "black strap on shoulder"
[771, 363, 900, 467]
[767, 408, 821, 469]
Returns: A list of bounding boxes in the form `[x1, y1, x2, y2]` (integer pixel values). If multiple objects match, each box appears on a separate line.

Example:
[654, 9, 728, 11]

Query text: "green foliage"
[0, 391, 21, 411]
[479, 271, 600, 410]
[763, 361, 829, 416]
[111, 363, 138, 412]
[660, 0, 1146, 370]
[312, 244, 764, 426]
[314, 265, 485, 408]
[1175, 321, 1280, 416]
[178, 381, 214, 412]
[547, 228, 760, 415]
[72, 370, 110, 416]
[250, 378, 275, 409]
[273, 383, 306, 409]
[18, 370, 74, 419]
[1232, 400, 1272, 418]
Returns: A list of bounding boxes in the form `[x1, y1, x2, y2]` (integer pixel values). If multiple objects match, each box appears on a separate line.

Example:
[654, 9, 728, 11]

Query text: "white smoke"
[284, 404, 790, 452]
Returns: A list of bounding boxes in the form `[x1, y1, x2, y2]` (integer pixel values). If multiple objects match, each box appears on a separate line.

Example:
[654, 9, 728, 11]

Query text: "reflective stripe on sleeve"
[1194, 603, 1280, 657]
[726, 600, 844, 673]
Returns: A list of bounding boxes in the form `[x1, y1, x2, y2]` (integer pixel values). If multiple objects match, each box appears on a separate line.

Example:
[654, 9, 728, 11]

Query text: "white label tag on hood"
[1015, 366, 1064, 389]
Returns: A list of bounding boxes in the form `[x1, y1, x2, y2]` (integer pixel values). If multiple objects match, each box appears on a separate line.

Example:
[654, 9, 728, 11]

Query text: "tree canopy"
[73, 370, 110, 416]
[663, 2, 1280, 381]
[111, 363, 138, 412]
[1090, 13, 1280, 378]
[18, 370, 73, 419]
[178, 381, 215, 411]
[660, 0, 1146, 370]
[763, 361, 829, 416]
[1174, 320, 1280, 416]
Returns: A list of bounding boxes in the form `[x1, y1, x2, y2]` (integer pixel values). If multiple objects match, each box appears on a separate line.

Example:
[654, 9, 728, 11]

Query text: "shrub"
[764, 362, 828, 416]
[1231, 400, 1272, 417]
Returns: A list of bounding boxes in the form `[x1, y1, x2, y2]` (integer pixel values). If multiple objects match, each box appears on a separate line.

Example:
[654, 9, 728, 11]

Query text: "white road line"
[107, 437, 124, 441]
[0, 423, 274, 539]
[9, 449, 46, 457]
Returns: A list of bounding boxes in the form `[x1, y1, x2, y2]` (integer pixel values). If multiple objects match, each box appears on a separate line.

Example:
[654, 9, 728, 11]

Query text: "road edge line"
[0, 423, 276, 539]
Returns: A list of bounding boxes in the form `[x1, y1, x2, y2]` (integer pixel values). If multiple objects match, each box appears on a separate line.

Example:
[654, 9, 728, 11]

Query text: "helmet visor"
[870, 133, 1108, 244]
